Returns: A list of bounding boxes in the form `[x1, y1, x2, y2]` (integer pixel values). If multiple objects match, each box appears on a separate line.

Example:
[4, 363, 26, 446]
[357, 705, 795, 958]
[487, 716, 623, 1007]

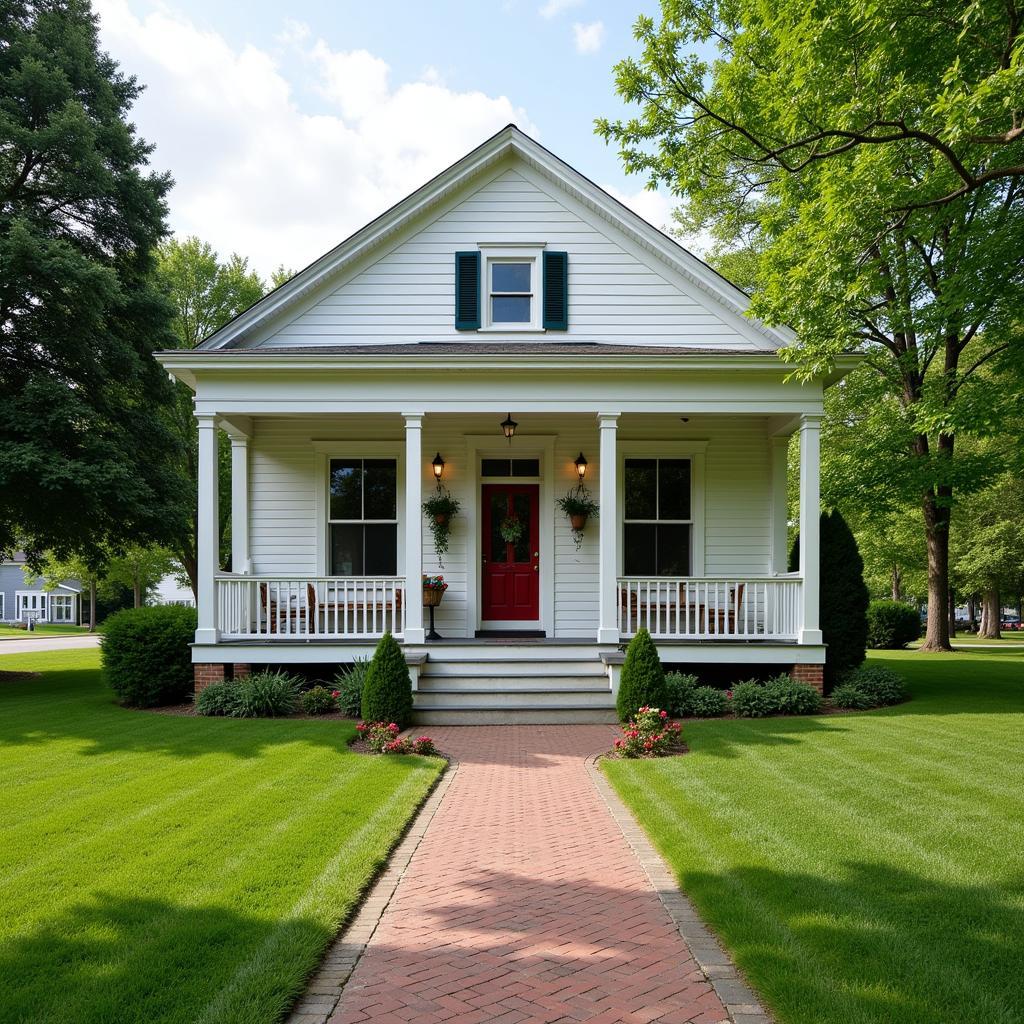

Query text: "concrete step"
[417, 674, 607, 691]
[420, 659, 605, 678]
[412, 706, 619, 726]
[414, 687, 614, 709]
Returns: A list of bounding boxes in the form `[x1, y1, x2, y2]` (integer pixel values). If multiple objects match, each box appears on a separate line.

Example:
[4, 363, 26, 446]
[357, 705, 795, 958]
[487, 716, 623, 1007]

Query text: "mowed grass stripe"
[0, 650, 443, 1024]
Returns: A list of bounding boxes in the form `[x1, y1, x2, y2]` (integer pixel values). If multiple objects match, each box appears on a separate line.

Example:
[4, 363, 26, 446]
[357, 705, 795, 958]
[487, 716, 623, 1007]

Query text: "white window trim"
[49, 593, 75, 623]
[476, 244, 547, 333]
[312, 440, 405, 577]
[616, 441, 707, 577]
[15, 590, 47, 621]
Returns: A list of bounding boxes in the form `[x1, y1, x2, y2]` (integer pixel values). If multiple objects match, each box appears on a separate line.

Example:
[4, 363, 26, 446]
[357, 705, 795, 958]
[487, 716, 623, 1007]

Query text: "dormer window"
[490, 261, 533, 324]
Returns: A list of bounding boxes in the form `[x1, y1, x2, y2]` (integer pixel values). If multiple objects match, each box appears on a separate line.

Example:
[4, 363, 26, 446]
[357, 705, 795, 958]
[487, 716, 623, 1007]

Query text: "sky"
[91, 0, 686, 278]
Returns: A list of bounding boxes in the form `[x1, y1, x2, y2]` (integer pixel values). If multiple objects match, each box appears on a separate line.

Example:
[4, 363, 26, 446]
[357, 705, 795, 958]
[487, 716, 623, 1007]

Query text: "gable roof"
[193, 125, 794, 353]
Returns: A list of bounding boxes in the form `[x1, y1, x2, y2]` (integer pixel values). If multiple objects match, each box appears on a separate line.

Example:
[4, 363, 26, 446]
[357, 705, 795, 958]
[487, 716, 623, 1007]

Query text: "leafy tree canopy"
[0, 0, 184, 567]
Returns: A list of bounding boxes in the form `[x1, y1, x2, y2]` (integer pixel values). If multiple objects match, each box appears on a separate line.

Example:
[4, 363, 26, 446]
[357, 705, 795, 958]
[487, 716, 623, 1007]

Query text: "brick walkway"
[322, 726, 731, 1024]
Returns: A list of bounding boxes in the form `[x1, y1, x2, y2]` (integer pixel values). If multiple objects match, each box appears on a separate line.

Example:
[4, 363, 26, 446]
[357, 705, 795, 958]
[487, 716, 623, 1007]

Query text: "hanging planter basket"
[422, 490, 461, 565]
[569, 512, 589, 531]
[423, 587, 444, 607]
[433, 512, 449, 527]
[557, 486, 599, 552]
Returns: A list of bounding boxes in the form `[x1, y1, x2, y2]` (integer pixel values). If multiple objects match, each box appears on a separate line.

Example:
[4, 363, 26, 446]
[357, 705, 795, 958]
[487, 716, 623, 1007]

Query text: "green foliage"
[102, 544, 177, 607]
[664, 671, 699, 717]
[0, 1, 185, 564]
[830, 683, 876, 710]
[195, 680, 240, 717]
[360, 632, 414, 728]
[616, 628, 668, 721]
[729, 681, 775, 718]
[867, 601, 922, 649]
[101, 606, 196, 707]
[841, 665, 908, 706]
[231, 671, 300, 718]
[689, 686, 728, 718]
[300, 685, 336, 715]
[422, 489, 461, 563]
[334, 658, 370, 718]
[729, 675, 822, 717]
[791, 511, 869, 686]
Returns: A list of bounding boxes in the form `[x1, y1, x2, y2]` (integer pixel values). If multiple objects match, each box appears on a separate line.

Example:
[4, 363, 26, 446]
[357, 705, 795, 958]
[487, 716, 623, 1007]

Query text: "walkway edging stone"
[585, 754, 773, 1024]
[285, 756, 460, 1024]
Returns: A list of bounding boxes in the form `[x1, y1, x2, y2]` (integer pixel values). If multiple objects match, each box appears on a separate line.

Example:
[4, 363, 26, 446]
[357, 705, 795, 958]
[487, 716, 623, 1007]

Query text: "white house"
[159, 126, 855, 722]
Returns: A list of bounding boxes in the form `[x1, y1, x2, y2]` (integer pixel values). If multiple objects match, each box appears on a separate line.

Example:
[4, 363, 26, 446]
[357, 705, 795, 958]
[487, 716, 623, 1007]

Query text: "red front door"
[481, 483, 540, 621]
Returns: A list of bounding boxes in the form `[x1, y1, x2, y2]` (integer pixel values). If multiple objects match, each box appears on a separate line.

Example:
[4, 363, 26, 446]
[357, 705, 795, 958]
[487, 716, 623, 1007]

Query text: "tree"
[103, 544, 176, 608]
[155, 237, 265, 594]
[24, 549, 107, 631]
[0, 0, 184, 567]
[599, 1, 1024, 651]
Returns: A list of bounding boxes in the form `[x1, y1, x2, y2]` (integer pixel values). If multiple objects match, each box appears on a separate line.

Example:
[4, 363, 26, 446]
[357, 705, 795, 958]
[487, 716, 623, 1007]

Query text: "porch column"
[227, 432, 250, 574]
[597, 413, 620, 644]
[404, 413, 426, 644]
[798, 415, 823, 644]
[196, 413, 220, 644]
[770, 435, 790, 574]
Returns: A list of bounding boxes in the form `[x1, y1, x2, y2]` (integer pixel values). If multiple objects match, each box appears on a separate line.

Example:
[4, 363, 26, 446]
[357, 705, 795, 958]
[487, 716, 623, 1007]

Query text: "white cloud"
[91, 0, 536, 277]
[572, 20, 605, 54]
[539, 0, 583, 18]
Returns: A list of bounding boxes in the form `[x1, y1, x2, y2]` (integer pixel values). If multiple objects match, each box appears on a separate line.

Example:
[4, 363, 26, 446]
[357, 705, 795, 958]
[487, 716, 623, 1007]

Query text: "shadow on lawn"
[0, 892, 331, 1024]
[674, 858, 1024, 1024]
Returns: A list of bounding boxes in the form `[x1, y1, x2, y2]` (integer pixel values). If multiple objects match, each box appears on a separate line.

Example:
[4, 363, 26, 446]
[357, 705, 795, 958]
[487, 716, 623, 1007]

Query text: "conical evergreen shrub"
[616, 627, 669, 721]
[790, 509, 869, 688]
[360, 632, 414, 727]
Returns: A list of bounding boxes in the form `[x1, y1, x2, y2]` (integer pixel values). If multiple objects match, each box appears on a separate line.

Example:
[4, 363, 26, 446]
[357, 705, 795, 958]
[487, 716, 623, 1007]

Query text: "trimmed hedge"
[102, 605, 197, 707]
[195, 680, 240, 717]
[831, 683, 875, 710]
[690, 686, 728, 717]
[616, 628, 669, 721]
[730, 674, 822, 717]
[301, 685, 336, 715]
[866, 600, 921, 649]
[361, 632, 414, 727]
[665, 671, 699, 717]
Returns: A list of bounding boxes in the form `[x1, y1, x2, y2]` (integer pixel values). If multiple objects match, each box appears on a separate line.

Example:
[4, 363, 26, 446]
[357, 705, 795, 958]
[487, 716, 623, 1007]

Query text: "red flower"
[356, 722, 367, 732]
[726, 690, 733, 699]
[331, 690, 340, 698]
[659, 710, 668, 719]
[643, 741, 653, 750]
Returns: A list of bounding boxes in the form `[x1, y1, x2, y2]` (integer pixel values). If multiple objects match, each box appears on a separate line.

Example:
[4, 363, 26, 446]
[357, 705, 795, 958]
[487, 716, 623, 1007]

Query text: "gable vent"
[542, 250, 568, 330]
[454, 251, 481, 330]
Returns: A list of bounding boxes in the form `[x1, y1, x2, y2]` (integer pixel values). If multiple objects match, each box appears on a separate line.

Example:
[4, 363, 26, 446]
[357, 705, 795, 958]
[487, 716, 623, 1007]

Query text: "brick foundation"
[791, 663, 824, 693]
[194, 663, 225, 694]
[232, 663, 251, 680]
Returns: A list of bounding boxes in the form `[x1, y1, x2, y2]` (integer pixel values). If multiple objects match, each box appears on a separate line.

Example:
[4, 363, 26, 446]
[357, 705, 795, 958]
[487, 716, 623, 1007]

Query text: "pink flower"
[356, 722, 367, 732]
[331, 690, 340, 698]
[726, 690, 733, 699]
[659, 710, 668, 719]
[643, 741, 653, 750]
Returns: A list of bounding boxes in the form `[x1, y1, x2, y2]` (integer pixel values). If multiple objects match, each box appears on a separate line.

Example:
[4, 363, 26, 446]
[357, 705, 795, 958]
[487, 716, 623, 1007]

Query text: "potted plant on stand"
[557, 486, 599, 550]
[422, 575, 447, 641]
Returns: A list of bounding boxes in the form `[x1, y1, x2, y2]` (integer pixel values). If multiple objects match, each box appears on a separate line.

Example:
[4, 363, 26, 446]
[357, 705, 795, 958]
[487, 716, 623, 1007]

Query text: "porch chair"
[700, 583, 746, 635]
[259, 582, 318, 634]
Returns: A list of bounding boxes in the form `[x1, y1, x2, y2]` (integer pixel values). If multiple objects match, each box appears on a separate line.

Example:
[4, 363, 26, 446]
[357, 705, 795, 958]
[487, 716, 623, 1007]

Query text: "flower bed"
[612, 706, 685, 758]
[354, 721, 439, 757]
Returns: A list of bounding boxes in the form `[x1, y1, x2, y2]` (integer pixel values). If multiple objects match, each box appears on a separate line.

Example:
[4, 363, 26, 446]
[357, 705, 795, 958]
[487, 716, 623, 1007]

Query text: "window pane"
[364, 524, 398, 575]
[329, 459, 361, 520]
[624, 459, 657, 519]
[330, 524, 363, 575]
[511, 459, 540, 477]
[656, 524, 691, 576]
[491, 296, 531, 323]
[623, 523, 656, 576]
[659, 460, 691, 520]
[511, 493, 531, 563]
[490, 491, 508, 562]
[481, 458, 511, 477]
[363, 459, 396, 519]
[492, 262, 530, 292]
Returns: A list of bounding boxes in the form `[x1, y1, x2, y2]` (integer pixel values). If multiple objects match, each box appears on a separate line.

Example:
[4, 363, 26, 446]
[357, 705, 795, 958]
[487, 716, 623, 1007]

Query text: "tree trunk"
[967, 594, 977, 633]
[88, 581, 97, 633]
[920, 487, 953, 651]
[133, 578, 142, 609]
[948, 587, 957, 638]
[978, 588, 1001, 639]
[891, 566, 902, 602]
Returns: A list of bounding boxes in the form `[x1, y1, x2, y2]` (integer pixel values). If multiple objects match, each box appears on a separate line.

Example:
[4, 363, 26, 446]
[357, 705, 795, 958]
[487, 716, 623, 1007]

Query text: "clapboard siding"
[245, 414, 775, 639]
[255, 168, 758, 350]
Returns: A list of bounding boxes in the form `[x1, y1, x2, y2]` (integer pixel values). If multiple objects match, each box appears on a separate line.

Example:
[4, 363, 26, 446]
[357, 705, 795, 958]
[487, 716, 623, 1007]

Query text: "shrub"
[195, 680, 241, 717]
[866, 600, 921, 649]
[729, 680, 776, 718]
[665, 671, 699, 717]
[690, 686, 728, 717]
[616, 628, 668, 721]
[791, 510, 870, 687]
[333, 658, 370, 718]
[764, 674, 823, 715]
[358, 720, 400, 753]
[842, 664, 908, 706]
[361, 632, 414, 728]
[613, 706, 682, 757]
[411, 736, 438, 756]
[232, 671, 300, 718]
[301, 685, 336, 715]
[102, 605, 197, 707]
[831, 683, 875, 710]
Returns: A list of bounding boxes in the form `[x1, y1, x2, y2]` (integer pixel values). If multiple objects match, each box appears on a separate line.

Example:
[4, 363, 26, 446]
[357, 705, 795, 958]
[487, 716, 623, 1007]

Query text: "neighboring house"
[151, 573, 196, 607]
[159, 126, 857, 722]
[0, 553, 81, 626]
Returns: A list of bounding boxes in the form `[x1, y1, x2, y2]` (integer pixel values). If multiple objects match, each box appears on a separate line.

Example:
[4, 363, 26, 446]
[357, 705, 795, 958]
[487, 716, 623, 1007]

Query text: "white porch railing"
[217, 575, 405, 640]
[617, 575, 802, 640]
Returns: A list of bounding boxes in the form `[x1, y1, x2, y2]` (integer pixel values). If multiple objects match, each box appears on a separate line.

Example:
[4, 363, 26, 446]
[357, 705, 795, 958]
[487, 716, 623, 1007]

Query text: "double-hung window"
[50, 594, 73, 622]
[328, 458, 398, 576]
[623, 458, 692, 576]
[489, 261, 533, 325]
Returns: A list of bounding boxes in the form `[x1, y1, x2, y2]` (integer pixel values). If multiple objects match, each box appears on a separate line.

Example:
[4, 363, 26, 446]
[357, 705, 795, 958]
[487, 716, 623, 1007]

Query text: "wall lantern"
[574, 452, 588, 481]
[501, 413, 518, 444]
[431, 452, 445, 482]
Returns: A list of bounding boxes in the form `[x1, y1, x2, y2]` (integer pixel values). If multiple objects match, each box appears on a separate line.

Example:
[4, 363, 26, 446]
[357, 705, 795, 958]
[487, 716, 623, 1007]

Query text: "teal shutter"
[542, 251, 568, 330]
[454, 251, 481, 330]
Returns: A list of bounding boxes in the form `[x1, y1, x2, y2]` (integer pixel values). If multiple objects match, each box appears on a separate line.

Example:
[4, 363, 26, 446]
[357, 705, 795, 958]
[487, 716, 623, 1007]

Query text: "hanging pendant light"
[501, 413, 518, 444]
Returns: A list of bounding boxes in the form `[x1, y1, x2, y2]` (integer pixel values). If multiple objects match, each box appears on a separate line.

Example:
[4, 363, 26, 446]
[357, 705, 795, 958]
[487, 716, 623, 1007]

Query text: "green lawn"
[604, 649, 1024, 1024]
[0, 623, 92, 638]
[0, 649, 443, 1024]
